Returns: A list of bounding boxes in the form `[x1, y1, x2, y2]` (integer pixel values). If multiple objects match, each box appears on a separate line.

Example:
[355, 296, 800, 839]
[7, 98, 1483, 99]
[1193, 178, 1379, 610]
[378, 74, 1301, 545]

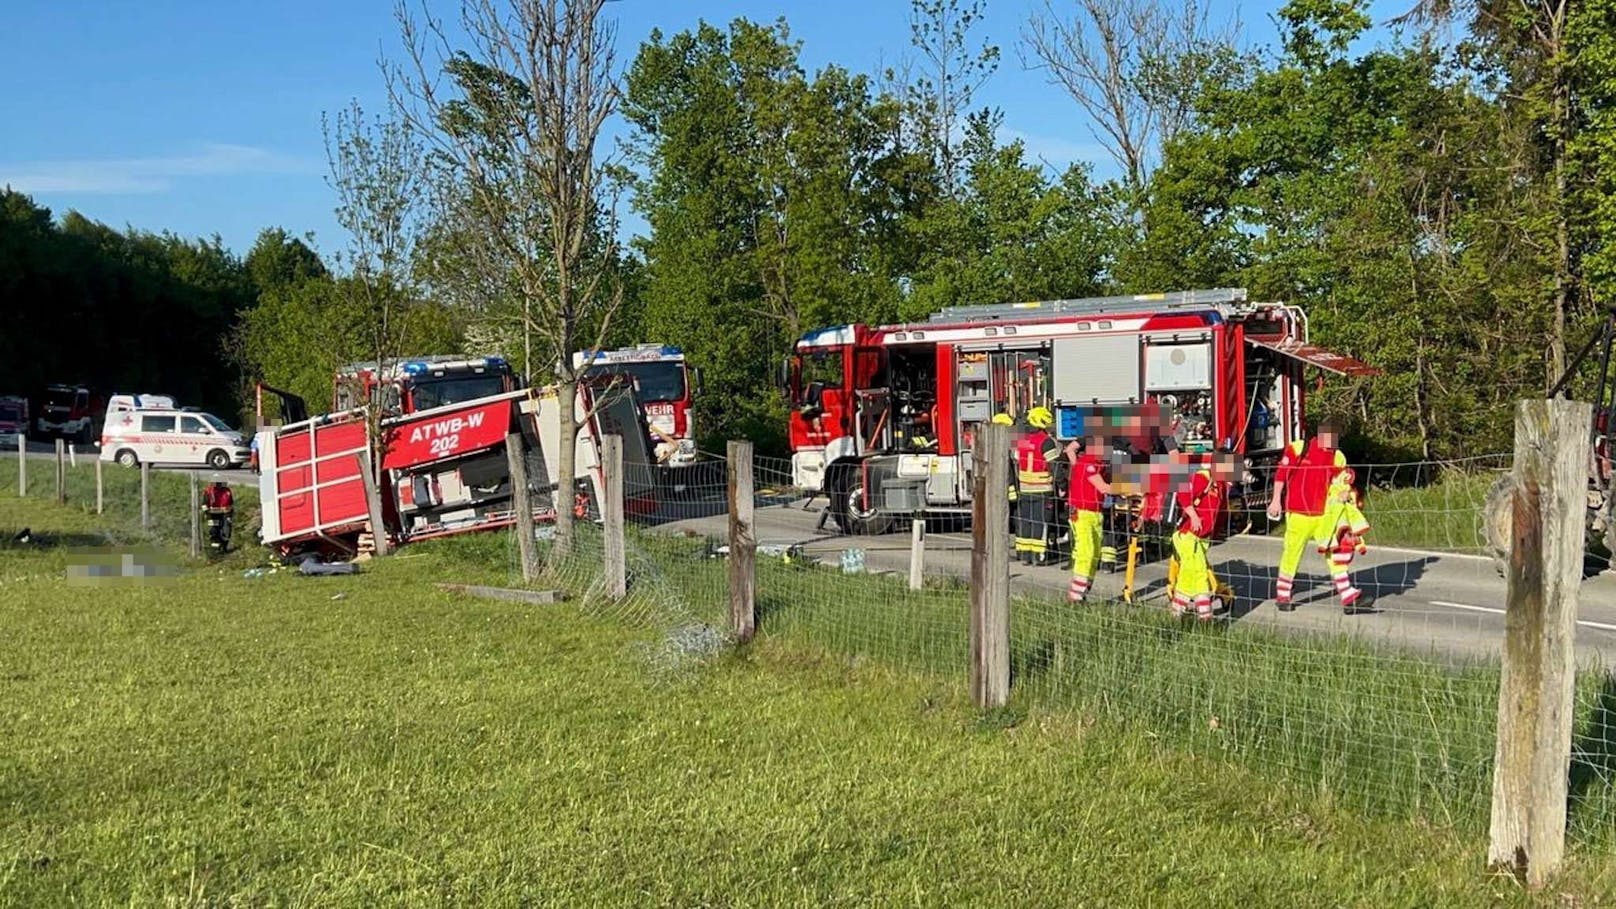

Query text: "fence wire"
[524, 450, 1616, 847]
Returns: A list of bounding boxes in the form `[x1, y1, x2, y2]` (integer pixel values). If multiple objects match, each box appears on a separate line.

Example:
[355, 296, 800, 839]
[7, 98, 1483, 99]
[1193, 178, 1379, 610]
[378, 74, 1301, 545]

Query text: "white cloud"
[0, 143, 311, 194]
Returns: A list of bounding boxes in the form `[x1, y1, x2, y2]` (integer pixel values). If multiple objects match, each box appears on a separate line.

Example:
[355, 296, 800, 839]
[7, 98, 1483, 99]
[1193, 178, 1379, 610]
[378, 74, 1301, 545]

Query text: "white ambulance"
[100, 396, 251, 469]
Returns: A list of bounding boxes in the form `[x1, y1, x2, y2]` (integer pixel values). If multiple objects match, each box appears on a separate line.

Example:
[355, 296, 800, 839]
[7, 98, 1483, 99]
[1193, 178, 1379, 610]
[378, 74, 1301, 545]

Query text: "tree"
[623, 19, 919, 449]
[324, 100, 431, 544]
[245, 227, 328, 292]
[1022, 0, 1238, 195]
[902, 113, 1118, 319]
[392, 0, 624, 560]
[1395, 0, 1580, 383]
[899, 0, 1000, 195]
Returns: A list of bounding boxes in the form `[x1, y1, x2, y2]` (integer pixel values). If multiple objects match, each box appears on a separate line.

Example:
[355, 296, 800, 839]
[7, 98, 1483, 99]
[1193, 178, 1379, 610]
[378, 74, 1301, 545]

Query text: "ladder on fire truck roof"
[926, 287, 1251, 323]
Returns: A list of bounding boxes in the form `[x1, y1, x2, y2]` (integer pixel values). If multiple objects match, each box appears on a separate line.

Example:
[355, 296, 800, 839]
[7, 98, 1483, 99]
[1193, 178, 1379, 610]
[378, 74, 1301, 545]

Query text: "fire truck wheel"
[206, 449, 231, 470]
[115, 449, 139, 468]
[829, 467, 894, 536]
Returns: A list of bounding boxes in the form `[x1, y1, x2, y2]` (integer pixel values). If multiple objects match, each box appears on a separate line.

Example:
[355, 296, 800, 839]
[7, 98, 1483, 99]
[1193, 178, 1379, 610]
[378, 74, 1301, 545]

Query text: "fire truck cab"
[784, 288, 1376, 534]
[335, 355, 516, 417]
[36, 384, 101, 445]
[574, 345, 701, 467]
[0, 396, 28, 447]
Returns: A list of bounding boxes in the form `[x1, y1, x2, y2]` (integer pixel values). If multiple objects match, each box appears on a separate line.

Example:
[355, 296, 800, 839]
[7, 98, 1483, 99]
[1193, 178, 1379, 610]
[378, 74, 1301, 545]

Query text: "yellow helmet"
[1027, 406, 1054, 429]
[990, 413, 1014, 426]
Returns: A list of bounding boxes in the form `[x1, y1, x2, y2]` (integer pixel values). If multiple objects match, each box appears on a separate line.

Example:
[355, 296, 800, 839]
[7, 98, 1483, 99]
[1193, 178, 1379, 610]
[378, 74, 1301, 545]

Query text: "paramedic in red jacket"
[1065, 433, 1111, 603]
[1266, 418, 1361, 612]
[1172, 462, 1223, 621]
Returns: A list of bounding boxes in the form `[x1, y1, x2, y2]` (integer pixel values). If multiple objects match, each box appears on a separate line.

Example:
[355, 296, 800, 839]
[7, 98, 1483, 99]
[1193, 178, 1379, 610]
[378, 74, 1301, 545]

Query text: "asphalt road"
[650, 495, 1616, 666]
[16, 440, 251, 485]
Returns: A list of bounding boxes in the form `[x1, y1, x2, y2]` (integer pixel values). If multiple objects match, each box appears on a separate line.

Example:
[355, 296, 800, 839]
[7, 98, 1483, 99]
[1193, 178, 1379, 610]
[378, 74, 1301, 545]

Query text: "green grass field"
[1359, 472, 1498, 553]
[3, 484, 1615, 904]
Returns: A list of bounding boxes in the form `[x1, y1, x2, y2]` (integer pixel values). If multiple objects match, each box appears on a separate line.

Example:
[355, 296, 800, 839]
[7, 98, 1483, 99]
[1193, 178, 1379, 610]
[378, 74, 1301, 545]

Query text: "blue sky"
[0, 0, 1410, 258]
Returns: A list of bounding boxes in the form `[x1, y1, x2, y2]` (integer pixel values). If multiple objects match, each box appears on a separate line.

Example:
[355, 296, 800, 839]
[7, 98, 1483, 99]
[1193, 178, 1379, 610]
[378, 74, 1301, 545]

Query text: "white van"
[101, 407, 251, 469]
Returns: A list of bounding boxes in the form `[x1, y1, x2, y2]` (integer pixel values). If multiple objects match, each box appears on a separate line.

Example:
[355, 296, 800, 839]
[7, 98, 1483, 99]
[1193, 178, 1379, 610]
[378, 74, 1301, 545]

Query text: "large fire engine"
[336, 355, 517, 416]
[35, 384, 101, 445]
[784, 288, 1376, 534]
[574, 345, 701, 467]
[0, 396, 28, 446]
[257, 365, 660, 558]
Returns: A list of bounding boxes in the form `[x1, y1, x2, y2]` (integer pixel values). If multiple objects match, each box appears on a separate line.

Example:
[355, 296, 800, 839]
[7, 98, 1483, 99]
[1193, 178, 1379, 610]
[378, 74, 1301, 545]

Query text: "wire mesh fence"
[0, 448, 253, 552]
[519, 449, 1616, 848]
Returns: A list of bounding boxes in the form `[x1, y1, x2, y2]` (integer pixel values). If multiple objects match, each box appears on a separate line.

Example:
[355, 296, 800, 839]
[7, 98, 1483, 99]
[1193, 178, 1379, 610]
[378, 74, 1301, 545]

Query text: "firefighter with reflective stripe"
[1013, 407, 1063, 564]
[1266, 418, 1359, 612]
[1066, 433, 1112, 602]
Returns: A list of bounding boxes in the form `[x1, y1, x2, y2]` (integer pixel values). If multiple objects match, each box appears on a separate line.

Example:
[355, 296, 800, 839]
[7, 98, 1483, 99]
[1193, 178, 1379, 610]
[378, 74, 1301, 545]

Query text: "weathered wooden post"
[602, 434, 626, 599]
[971, 423, 1011, 709]
[95, 457, 104, 514]
[188, 473, 200, 558]
[909, 518, 926, 591]
[16, 435, 24, 497]
[727, 440, 756, 643]
[54, 439, 65, 505]
[505, 433, 539, 582]
[1488, 398, 1591, 888]
[140, 463, 151, 530]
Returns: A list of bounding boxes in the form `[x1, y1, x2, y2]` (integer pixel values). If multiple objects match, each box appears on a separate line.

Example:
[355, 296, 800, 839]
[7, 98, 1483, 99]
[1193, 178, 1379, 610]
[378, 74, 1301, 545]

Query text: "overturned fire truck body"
[257, 383, 658, 558]
[785, 288, 1376, 535]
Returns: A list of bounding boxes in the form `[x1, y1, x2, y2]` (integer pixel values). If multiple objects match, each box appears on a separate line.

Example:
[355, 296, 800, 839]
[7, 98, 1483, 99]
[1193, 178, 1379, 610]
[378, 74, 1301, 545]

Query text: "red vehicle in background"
[0, 396, 28, 447]
[35, 384, 102, 445]
[256, 355, 661, 559]
[574, 345, 701, 467]
[782, 288, 1377, 535]
[335, 355, 517, 416]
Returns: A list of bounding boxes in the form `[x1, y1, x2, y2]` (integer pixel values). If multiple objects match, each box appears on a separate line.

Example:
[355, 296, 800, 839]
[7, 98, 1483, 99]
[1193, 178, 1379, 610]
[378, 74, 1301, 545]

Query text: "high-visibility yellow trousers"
[1278, 511, 1352, 603]
[1068, 509, 1103, 602]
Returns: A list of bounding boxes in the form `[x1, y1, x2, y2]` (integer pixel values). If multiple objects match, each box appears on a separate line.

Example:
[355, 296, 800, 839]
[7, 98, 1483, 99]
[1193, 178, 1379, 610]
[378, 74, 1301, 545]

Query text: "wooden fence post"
[971, 423, 1011, 709]
[140, 463, 150, 530]
[909, 518, 925, 591]
[602, 435, 626, 598]
[727, 440, 756, 643]
[95, 457, 104, 514]
[189, 473, 200, 558]
[360, 452, 390, 558]
[1488, 398, 1591, 888]
[505, 433, 539, 583]
[54, 439, 65, 505]
[18, 435, 26, 497]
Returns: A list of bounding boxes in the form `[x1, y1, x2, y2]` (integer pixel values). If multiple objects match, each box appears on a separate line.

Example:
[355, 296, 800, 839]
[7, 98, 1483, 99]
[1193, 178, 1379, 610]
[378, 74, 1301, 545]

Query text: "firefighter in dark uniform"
[1013, 406, 1063, 564]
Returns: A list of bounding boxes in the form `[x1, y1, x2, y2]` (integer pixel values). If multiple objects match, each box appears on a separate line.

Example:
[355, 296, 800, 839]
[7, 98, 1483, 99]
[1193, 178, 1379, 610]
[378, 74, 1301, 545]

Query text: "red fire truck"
[0, 396, 28, 447]
[783, 288, 1377, 534]
[35, 384, 101, 445]
[574, 345, 701, 466]
[257, 367, 660, 558]
[336, 355, 517, 416]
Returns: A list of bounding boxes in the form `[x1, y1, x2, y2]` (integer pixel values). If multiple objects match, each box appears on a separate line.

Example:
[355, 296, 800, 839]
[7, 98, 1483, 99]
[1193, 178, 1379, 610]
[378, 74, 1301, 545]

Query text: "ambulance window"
[142, 415, 177, 434]
[180, 416, 206, 434]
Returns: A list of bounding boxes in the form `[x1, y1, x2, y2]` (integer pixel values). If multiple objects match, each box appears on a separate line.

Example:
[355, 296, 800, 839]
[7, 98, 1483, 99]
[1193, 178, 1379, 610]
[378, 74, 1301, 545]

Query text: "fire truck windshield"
[410, 375, 508, 411]
[790, 350, 844, 403]
[0, 402, 22, 421]
[585, 362, 685, 403]
[42, 389, 77, 408]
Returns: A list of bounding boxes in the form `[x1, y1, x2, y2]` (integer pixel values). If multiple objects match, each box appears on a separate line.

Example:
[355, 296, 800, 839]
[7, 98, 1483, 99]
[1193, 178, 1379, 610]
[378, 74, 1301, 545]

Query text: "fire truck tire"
[114, 449, 139, 468]
[829, 466, 893, 536]
[206, 449, 231, 470]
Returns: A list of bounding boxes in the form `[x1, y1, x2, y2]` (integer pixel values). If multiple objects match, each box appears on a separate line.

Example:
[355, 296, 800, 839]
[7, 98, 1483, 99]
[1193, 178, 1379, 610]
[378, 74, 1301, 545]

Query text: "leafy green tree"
[624, 18, 919, 448]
